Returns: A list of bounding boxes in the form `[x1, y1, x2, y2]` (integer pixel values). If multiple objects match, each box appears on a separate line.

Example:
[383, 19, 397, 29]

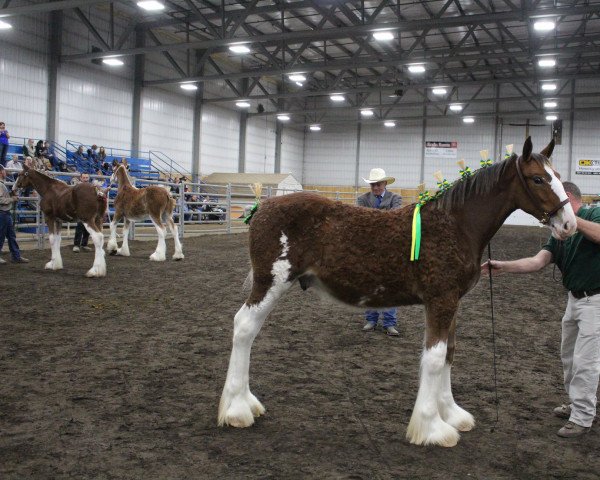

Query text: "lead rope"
[487, 243, 500, 431]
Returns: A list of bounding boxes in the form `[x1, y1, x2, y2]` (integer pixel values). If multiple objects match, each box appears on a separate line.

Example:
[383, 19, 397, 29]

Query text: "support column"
[354, 122, 362, 189]
[493, 84, 500, 160]
[46, 10, 62, 141]
[238, 78, 249, 173]
[274, 88, 283, 173]
[191, 50, 205, 184]
[567, 80, 575, 181]
[131, 27, 144, 158]
[419, 99, 427, 184]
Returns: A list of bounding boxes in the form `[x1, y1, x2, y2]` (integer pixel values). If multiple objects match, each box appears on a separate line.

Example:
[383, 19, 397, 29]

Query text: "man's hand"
[480, 259, 504, 276]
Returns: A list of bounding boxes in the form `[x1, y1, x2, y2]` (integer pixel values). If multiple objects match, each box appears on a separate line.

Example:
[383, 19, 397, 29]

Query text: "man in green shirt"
[483, 181, 600, 438]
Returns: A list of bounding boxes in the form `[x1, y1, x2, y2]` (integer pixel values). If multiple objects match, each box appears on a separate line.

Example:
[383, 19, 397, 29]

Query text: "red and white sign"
[425, 141, 458, 160]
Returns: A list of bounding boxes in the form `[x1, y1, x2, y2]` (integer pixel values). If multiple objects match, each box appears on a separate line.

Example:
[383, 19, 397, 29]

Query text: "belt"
[570, 287, 600, 299]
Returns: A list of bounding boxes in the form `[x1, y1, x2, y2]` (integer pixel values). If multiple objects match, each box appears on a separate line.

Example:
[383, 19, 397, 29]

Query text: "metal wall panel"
[139, 87, 194, 171]
[200, 104, 240, 174]
[245, 116, 276, 173]
[280, 127, 304, 181]
[359, 122, 422, 188]
[58, 63, 133, 151]
[571, 111, 600, 194]
[303, 126, 358, 186]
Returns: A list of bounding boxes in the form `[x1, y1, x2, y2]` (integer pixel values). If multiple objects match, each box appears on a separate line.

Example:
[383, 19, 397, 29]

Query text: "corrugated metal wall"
[200, 104, 240, 174]
[245, 116, 276, 173]
[280, 127, 304, 181]
[572, 111, 600, 192]
[304, 127, 358, 186]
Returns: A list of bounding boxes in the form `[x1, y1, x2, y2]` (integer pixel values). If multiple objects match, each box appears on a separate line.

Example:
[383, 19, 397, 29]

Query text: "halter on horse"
[107, 165, 184, 261]
[12, 165, 108, 277]
[218, 137, 576, 447]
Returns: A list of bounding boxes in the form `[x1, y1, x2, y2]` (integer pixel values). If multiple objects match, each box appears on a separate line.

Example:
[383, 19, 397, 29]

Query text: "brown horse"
[12, 165, 108, 277]
[107, 165, 183, 261]
[218, 137, 577, 447]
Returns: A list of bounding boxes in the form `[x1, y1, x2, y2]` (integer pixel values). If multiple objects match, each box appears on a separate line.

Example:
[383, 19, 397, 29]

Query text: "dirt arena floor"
[1, 226, 599, 479]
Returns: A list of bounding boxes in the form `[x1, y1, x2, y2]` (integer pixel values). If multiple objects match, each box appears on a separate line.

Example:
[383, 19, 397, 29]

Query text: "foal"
[107, 166, 183, 261]
[13, 165, 107, 277]
[218, 138, 577, 447]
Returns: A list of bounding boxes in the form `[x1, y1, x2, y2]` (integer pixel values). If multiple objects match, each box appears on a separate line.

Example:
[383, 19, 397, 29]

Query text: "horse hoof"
[108, 250, 117, 256]
[149, 253, 166, 262]
[86, 268, 106, 278]
[116, 249, 130, 257]
[172, 253, 184, 261]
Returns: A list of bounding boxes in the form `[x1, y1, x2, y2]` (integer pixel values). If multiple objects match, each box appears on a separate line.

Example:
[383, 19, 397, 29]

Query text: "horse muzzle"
[549, 202, 577, 240]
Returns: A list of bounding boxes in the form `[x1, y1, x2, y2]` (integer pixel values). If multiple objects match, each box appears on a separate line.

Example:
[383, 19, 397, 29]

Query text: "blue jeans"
[0, 143, 8, 167]
[0, 210, 22, 260]
[365, 308, 397, 328]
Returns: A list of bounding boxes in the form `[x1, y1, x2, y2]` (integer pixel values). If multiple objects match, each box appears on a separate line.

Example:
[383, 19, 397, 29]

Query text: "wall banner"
[425, 141, 458, 160]
[575, 159, 600, 175]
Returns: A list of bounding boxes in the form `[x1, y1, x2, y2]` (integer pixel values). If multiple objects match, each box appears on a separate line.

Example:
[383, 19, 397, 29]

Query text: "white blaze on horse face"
[544, 166, 577, 240]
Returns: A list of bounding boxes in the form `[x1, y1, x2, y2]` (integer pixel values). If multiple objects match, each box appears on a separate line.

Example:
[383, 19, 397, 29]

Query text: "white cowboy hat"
[363, 168, 395, 185]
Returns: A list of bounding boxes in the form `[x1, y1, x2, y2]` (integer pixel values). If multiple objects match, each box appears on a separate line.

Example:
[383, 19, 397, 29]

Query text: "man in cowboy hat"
[357, 167, 402, 336]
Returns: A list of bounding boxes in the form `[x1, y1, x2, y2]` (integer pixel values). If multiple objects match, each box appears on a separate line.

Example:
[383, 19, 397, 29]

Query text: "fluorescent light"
[235, 101, 251, 108]
[229, 44, 251, 54]
[137, 1, 165, 10]
[534, 20, 555, 32]
[180, 83, 198, 91]
[295, 81, 303, 87]
[432, 87, 447, 95]
[538, 58, 556, 67]
[309, 125, 321, 131]
[546, 115, 558, 121]
[0, 20, 12, 30]
[289, 74, 306, 82]
[373, 30, 394, 41]
[449, 104, 463, 112]
[463, 117, 475, 124]
[277, 114, 290, 121]
[541, 83, 557, 91]
[330, 94, 345, 102]
[384, 121, 396, 127]
[544, 101, 558, 108]
[408, 64, 426, 73]
[102, 57, 124, 66]
[360, 109, 374, 117]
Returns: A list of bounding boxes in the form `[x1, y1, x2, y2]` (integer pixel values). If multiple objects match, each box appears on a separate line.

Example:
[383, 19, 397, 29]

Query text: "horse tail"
[242, 269, 253, 291]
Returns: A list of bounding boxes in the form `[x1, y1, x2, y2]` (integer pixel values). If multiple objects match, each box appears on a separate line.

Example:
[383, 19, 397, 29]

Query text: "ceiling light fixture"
[229, 44, 251, 54]
[384, 121, 396, 127]
[360, 109, 374, 117]
[277, 114, 290, 121]
[137, 1, 165, 11]
[538, 58, 556, 67]
[463, 117, 475, 124]
[0, 20, 12, 29]
[102, 57, 124, 66]
[408, 64, 426, 73]
[432, 87, 447, 95]
[546, 114, 558, 121]
[449, 104, 463, 112]
[543, 101, 557, 108]
[289, 73, 306, 82]
[180, 83, 198, 91]
[373, 30, 394, 41]
[541, 83, 557, 91]
[295, 81, 303, 87]
[235, 101, 251, 108]
[534, 20, 556, 32]
[330, 94, 345, 102]
[309, 125, 321, 131]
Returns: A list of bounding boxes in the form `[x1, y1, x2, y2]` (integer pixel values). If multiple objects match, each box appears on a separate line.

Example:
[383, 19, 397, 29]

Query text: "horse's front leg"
[106, 211, 120, 254]
[406, 298, 462, 447]
[45, 219, 63, 270]
[149, 217, 167, 261]
[166, 217, 184, 260]
[84, 222, 106, 277]
[116, 218, 131, 256]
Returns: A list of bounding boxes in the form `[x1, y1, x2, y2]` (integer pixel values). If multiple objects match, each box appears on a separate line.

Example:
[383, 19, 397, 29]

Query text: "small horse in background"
[12, 165, 107, 277]
[107, 165, 183, 261]
[218, 137, 577, 447]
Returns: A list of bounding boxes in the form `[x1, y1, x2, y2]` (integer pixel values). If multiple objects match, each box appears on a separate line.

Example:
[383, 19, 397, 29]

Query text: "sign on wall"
[425, 141, 458, 160]
[575, 159, 600, 175]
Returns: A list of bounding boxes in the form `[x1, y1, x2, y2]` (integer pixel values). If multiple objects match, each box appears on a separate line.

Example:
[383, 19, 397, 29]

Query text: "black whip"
[487, 243, 500, 432]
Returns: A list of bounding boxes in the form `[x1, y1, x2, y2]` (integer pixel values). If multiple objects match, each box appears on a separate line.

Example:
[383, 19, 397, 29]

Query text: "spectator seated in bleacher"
[23, 138, 35, 158]
[6, 155, 22, 180]
[73, 145, 94, 174]
[44, 141, 67, 172]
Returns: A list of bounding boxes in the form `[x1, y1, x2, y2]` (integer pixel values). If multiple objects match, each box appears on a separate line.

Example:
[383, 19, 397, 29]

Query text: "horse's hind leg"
[219, 236, 294, 428]
[107, 210, 121, 254]
[406, 299, 461, 447]
[116, 219, 131, 256]
[84, 221, 106, 277]
[149, 215, 167, 261]
[438, 315, 475, 433]
[166, 216, 184, 260]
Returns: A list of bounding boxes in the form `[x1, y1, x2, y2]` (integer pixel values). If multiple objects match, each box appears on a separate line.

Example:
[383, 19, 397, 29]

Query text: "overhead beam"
[0, 0, 124, 17]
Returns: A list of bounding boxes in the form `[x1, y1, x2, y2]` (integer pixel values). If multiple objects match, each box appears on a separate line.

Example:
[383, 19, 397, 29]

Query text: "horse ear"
[522, 136, 533, 161]
[540, 138, 555, 159]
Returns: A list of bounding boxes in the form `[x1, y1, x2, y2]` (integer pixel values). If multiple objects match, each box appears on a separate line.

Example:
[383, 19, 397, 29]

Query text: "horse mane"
[31, 168, 69, 186]
[432, 152, 551, 211]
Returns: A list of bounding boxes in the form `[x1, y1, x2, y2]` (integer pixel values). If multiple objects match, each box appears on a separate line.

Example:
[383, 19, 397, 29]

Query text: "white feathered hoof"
[172, 252, 184, 261]
[149, 252, 166, 262]
[45, 260, 63, 270]
[218, 392, 265, 428]
[116, 248, 130, 257]
[406, 414, 460, 448]
[443, 405, 475, 432]
[106, 241, 118, 254]
[85, 265, 106, 278]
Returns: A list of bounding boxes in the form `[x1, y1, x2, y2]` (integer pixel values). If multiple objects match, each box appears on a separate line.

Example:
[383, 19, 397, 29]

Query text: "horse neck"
[447, 164, 518, 259]
[28, 170, 60, 196]
[116, 168, 132, 189]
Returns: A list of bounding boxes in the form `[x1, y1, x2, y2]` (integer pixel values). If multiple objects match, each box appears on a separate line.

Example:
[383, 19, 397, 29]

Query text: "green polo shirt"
[543, 206, 600, 292]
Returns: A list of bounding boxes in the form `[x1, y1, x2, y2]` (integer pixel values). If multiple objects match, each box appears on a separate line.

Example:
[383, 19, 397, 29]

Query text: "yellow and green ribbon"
[410, 204, 422, 261]
[243, 201, 259, 224]
[480, 158, 493, 168]
[459, 166, 473, 178]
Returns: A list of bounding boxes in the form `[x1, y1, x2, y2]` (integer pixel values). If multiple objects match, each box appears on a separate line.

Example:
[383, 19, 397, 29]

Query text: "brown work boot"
[557, 421, 590, 438]
[553, 404, 571, 420]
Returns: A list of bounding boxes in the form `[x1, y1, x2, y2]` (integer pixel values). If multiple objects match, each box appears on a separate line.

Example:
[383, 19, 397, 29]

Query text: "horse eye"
[532, 176, 543, 185]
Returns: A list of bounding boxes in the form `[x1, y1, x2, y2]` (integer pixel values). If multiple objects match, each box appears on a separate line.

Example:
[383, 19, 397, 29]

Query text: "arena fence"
[4, 170, 367, 249]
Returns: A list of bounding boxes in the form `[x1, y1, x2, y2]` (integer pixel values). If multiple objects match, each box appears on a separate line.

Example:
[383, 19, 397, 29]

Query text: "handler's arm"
[481, 249, 553, 275]
[575, 217, 600, 244]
